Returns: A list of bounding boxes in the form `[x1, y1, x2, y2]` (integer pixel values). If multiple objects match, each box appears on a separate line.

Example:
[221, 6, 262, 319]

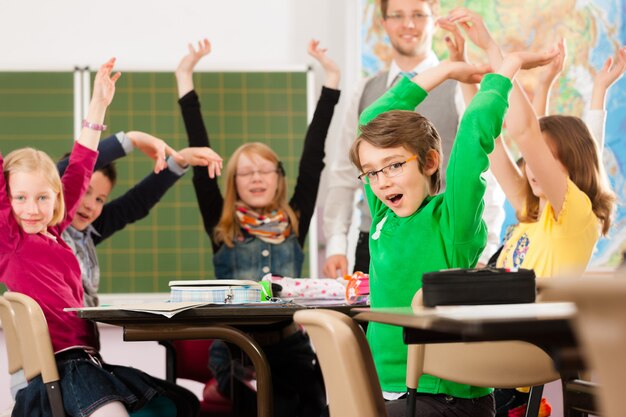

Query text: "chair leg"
[406, 388, 417, 417]
[525, 385, 543, 417]
[46, 381, 66, 417]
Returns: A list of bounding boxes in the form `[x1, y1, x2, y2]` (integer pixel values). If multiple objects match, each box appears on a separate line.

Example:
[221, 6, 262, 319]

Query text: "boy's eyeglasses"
[357, 155, 417, 184]
[385, 12, 432, 24]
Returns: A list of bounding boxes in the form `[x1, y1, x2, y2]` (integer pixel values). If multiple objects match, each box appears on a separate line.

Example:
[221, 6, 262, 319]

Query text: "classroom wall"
[0, 0, 360, 119]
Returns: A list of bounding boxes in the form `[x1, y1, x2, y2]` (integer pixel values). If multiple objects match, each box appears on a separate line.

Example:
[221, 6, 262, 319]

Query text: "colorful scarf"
[235, 202, 291, 244]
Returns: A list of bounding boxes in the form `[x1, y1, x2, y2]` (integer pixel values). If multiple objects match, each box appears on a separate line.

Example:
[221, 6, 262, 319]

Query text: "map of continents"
[361, 0, 625, 269]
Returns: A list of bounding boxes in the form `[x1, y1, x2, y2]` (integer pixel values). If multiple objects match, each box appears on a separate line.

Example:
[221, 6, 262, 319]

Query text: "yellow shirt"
[497, 179, 599, 278]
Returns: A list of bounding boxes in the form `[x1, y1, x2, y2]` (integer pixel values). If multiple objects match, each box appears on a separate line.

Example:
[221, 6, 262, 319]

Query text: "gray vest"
[357, 71, 460, 232]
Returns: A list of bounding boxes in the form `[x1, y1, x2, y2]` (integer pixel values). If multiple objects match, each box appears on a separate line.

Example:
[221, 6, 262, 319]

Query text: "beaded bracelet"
[82, 119, 107, 131]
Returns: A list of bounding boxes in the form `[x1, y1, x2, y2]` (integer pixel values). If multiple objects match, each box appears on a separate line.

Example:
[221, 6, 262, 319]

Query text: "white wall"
[0, 0, 359, 89]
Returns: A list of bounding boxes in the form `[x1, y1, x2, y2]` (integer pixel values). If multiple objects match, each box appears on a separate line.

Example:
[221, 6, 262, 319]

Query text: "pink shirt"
[0, 142, 99, 353]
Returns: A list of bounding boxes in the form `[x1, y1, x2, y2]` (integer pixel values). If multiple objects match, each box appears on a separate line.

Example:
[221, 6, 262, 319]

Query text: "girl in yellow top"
[448, 8, 617, 278]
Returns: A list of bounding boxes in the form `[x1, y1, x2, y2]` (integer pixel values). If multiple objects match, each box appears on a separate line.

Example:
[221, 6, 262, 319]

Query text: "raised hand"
[444, 60, 491, 83]
[437, 18, 467, 62]
[307, 39, 340, 89]
[594, 46, 626, 92]
[126, 131, 185, 174]
[537, 38, 567, 86]
[178, 147, 223, 178]
[92, 58, 122, 107]
[176, 38, 211, 98]
[176, 38, 212, 76]
[446, 8, 497, 52]
[532, 39, 566, 116]
[411, 60, 491, 92]
[515, 48, 561, 70]
[80, 58, 122, 150]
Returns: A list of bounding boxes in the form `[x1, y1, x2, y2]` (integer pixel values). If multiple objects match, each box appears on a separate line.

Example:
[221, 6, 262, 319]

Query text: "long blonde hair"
[517, 115, 615, 235]
[3, 147, 65, 226]
[214, 142, 298, 247]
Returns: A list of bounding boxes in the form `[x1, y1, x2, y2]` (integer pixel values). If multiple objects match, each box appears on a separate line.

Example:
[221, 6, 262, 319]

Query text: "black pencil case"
[421, 267, 536, 307]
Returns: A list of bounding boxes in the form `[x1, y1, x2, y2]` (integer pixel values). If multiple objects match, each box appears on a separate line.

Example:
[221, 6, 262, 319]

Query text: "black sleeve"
[57, 133, 126, 176]
[178, 90, 223, 253]
[289, 87, 341, 247]
[91, 168, 181, 244]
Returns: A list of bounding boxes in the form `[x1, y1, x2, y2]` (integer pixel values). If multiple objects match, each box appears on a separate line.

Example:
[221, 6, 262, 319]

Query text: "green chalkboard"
[0, 70, 309, 293]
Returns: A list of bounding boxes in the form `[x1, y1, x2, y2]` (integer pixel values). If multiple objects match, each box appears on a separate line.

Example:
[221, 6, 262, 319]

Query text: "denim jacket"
[213, 233, 303, 280]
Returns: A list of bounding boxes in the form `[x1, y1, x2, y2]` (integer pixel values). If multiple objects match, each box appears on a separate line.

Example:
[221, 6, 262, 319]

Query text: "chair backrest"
[4, 291, 66, 417]
[407, 290, 560, 389]
[293, 309, 388, 417]
[541, 277, 626, 417]
[0, 294, 28, 399]
[0, 295, 22, 375]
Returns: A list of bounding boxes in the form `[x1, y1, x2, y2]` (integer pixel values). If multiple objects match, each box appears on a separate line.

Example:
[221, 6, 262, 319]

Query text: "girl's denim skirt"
[13, 348, 167, 417]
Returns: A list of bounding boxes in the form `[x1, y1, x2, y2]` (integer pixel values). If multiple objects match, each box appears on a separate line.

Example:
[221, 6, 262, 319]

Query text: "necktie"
[391, 71, 417, 87]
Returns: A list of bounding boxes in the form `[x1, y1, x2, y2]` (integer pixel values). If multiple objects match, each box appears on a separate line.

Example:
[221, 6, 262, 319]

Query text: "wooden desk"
[76, 303, 354, 417]
[354, 303, 578, 354]
[354, 303, 596, 417]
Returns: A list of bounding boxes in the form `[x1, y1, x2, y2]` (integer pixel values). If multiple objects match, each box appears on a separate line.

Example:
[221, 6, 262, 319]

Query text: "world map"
[361, 0, 626, 269]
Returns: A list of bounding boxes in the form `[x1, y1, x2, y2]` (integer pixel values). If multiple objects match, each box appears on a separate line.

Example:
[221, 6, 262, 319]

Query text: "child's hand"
[176, 38, 212, 76]
[444, 60, 491, 84]
[126, 131, 184, 173]
[92, 58, 121, 107]
[518, 48, 561, 70]
[437, 18, 467, 62]
[498, 48, 560, 80]
[594, 46, 626, 92]
[446, 8, 496, 52]
[178, 147, 223, 178]
[536, 38, 567, 87]
[307, 39, 340, 89]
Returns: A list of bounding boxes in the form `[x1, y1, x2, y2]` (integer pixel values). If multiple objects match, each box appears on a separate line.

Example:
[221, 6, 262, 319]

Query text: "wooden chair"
[542, 277, 626, 417]
[0, 295, 26, 405]
[4, 291, 66, 417]
[406, 290, 560, 417]
[293, 309, 388, 417]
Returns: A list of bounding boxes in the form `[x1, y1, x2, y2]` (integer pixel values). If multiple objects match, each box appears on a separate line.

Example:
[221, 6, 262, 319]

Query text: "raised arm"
[532, 38, 567, 117]
[591, 46, 626, 111]
[449, 8, 563, 215]
[437, 17, 479, 105]
[175, 40, 223, 247]
[291, 40, 341, 245]
[78, 58, 121, 151]
[586, 45, 626, 151]
[175, 38, 211, 98]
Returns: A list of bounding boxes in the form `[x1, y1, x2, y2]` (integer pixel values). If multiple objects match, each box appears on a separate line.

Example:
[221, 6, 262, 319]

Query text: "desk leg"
[123, 324, 273, 417]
